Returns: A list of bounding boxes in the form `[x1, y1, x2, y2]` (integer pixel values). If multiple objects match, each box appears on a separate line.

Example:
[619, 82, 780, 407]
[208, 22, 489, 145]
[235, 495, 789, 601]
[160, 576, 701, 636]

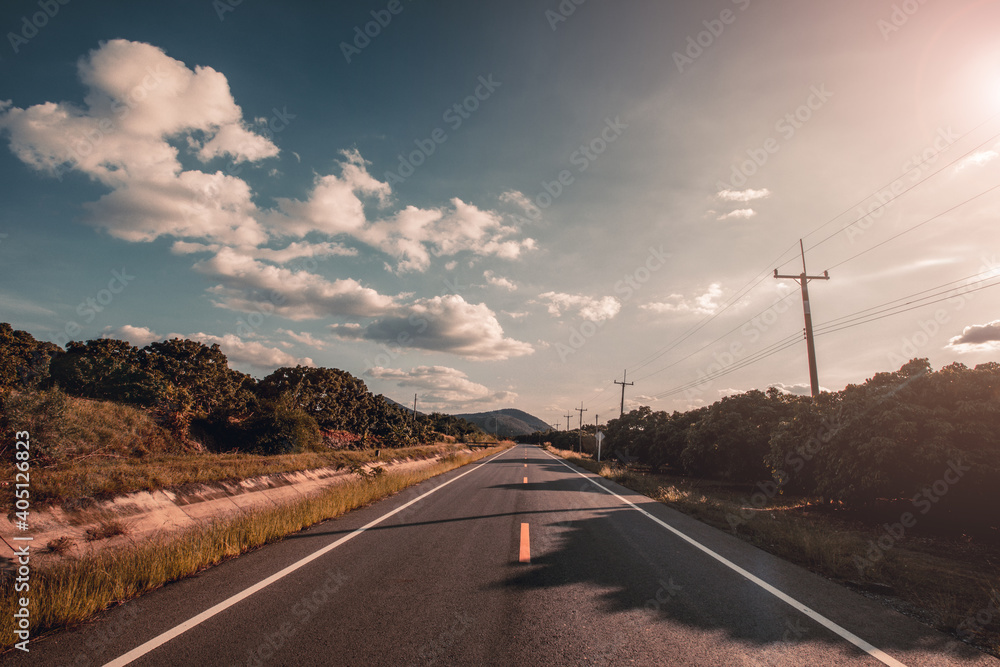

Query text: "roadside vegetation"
[0, 322, 495, 506]
[0, 445, 506, 651]
[542, 357, 1000, 657]
[0, 322, 513, 650]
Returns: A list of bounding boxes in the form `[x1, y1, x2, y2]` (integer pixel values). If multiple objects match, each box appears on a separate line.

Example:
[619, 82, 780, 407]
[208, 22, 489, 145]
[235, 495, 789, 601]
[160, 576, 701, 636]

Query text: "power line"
[774, 112, 1000, 272]
[814, 277, 1000, 338]
[823, 182, 1000, 273]
[650, 334, 805, 401]
[814, 268, 1000, 332]
[627, 241, 801, 375]
[632, 290, 800, 383]
[581, 113, 1000, 410]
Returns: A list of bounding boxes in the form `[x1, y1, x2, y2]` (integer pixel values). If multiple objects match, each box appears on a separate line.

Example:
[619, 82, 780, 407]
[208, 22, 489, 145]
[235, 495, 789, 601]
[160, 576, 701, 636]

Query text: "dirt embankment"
[1, 453, 463, 565]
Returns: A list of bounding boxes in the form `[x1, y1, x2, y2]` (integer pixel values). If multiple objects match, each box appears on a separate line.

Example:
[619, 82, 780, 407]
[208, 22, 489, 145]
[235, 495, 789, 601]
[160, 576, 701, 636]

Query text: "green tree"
[0, 323, 59, 390]
[48, 338, 167, 405]
[143, 339, 249, 418]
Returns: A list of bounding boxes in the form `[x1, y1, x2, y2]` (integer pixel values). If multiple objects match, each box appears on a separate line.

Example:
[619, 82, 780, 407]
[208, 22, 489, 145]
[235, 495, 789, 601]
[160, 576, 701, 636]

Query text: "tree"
[257, 366, 370, 431]
[48, 338, 167, 405]
[143, 339, 249, 418]
[681, 390, 795, 482]
[0, 323, 59, 390]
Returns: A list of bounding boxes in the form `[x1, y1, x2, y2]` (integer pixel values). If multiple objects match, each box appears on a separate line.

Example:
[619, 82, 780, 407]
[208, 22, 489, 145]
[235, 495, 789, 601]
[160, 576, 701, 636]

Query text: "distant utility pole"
[614, 370, 634, 418]
[575, 402, 588, 453]
[774, 239, 830, 398]
[564, 413, 573, 431]
[412, 393, 417, 423]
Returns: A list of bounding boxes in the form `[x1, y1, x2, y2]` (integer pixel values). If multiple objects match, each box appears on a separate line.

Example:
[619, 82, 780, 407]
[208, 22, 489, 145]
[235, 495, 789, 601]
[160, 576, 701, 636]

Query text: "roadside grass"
[3, 442, 472, 508]
[546, 446, 1000, 657]
[0, 391, 483, 507]
[0, 445, 508, 651]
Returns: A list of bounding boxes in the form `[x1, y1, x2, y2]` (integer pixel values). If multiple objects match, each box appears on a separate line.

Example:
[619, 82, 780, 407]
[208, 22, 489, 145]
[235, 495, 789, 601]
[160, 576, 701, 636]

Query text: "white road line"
[103, 447, 513, 667]
[540, 448, 908, 667]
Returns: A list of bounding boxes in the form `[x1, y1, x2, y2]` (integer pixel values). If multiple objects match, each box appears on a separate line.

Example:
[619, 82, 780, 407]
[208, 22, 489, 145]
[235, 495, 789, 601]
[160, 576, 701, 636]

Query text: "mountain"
[453, 409, 550, 438]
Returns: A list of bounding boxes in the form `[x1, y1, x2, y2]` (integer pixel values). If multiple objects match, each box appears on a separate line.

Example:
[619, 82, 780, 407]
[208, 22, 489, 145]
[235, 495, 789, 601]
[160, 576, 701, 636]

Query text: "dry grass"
[84, 520, 129, 542]
[43, 537, 74, 556]
[2, 441, 472, 508]
[0, 445, 507, 651]
[546, 446, 1000, 657]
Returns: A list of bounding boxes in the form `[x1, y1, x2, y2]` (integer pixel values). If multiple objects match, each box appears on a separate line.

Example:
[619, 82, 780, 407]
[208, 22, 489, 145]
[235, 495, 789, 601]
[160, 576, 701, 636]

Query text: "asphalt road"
[7, 444, 997, 666]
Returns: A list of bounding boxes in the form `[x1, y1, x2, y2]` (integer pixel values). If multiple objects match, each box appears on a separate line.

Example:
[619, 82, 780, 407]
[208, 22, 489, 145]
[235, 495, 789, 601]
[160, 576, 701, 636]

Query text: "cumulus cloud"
[1, 39, 538, 363]
[267, 159, 536, 273]
[535, 292, 621, 322]
[330, 295, 534, 360]
[277, 329, 329, 349]
[717, 209, 756, 221]
[0, 39, 535, 275]
[642, 283, 723, 316]
[717, 188, 771, 202]
[0, 39, 278, 246]
[102, 324, 160, 347]
[102, 325, 311, 370]
[947, 320, 1000, 352]
[484, 270, 517, 291]
[365, 365, 516, 408]
[766, 383, 819, 396]
[193, 247, 400, 320]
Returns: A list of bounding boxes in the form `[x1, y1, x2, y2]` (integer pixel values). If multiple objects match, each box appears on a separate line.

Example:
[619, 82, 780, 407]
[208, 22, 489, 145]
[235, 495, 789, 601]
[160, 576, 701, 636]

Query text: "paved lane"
[7, 444, 995, 666]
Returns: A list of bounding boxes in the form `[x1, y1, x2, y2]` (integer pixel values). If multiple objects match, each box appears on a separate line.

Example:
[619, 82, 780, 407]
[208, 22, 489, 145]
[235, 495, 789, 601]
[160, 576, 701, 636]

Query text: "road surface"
[7, 444, 996, 666]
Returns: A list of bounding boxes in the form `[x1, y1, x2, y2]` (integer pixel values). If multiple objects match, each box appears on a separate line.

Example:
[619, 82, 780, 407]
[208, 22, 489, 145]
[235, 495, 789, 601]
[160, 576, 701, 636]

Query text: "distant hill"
[453, 409, 550, 438]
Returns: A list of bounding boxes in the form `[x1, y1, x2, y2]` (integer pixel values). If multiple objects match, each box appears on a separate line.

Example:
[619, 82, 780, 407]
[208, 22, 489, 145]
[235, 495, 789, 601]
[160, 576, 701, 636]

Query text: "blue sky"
[3, 0, 1000, 424]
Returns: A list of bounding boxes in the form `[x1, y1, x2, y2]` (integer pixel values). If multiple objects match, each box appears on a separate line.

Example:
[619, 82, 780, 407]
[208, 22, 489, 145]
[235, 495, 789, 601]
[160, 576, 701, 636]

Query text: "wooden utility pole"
[412, 393, 417, 423]
[614, 370, 634, 418]
[774, 239, 830, 397]
[575, 402, 588, 452]
[564, 413, 573, 431]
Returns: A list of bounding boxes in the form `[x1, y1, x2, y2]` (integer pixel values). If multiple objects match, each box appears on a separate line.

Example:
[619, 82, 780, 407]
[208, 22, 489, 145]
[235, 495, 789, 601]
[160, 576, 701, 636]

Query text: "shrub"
[0, 388, 73, 463]
[246, 409, 321, 455]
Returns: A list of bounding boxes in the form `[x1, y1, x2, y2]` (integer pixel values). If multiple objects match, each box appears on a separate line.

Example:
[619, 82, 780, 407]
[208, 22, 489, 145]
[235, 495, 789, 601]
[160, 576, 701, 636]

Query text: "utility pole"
[774, 239, 830, 397]
[614, 369, 634, 418]
[575, 402, 588, 453]
[412, 393, 417, 423]
[564, 413, 573, 431]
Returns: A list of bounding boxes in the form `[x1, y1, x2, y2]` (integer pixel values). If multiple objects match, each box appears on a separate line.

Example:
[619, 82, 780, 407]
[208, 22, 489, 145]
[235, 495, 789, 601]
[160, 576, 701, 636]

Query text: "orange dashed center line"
[523, 476, 527, 483]
[519, 523, 530, 563]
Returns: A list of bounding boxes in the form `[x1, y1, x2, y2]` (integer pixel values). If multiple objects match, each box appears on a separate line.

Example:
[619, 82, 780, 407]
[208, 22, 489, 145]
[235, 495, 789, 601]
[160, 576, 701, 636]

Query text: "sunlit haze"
[3, 0, 1000, 424]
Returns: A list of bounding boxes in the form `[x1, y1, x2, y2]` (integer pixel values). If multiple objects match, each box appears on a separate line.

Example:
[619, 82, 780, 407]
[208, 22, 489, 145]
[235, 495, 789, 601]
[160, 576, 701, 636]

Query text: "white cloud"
[947, 320, 1000, 352]
[717, 188, 771, 202]
[642, 283, 723, 316]
[365, 365, 515, 407]
[484, 270, 517, 291]
[277, 329, 328, 349]
[0, 39, 278, 247]
[767, 382, 820, 396]
[103, 325, 310, 370]
[268, 158, 536, 273]
[957, 150, 999, 171]
[0, 40, 536, 277]
[186, 332, 314, 369]
[536, 292, 621, 322]
[102, 324, 160, 347]
[193, 247, 400, 320]
[717, 208, 756, 221]
[330, 294, 534, 361]
[499, 189, 537, 213]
